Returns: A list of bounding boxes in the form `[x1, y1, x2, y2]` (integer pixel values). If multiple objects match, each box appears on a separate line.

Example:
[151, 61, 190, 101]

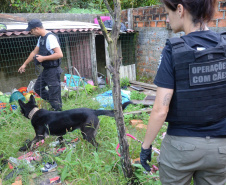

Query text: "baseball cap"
[26, 19, 43, 31]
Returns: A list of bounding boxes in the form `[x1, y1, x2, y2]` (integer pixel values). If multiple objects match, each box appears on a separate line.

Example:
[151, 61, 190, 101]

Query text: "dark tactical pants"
[34, 67, 62, 111]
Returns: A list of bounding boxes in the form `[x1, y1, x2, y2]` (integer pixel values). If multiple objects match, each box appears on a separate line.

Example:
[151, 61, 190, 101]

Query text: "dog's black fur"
[18, 95, 132, 151]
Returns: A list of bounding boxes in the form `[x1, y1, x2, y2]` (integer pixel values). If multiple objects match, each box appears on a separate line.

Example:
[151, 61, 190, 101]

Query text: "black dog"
[18, 95, 132, 151]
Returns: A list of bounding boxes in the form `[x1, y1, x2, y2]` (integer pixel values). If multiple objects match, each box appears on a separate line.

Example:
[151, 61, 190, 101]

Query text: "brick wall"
[122, 1, 226, 82]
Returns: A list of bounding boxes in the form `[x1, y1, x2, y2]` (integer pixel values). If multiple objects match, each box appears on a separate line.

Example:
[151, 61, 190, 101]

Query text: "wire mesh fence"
[0, 31, 136, 93]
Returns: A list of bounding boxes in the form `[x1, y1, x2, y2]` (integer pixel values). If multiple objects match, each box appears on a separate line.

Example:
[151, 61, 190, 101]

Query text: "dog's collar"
[28, 107, 39, 119]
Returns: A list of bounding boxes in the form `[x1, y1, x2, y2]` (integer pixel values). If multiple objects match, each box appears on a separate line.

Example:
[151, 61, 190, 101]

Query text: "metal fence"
[0, 31, 136, 93]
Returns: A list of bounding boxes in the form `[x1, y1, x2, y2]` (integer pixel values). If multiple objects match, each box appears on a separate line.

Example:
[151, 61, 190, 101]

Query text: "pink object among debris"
[94, 16, 111, 24]
[18, 151, 41, 162]
[87, 80, 94, 86]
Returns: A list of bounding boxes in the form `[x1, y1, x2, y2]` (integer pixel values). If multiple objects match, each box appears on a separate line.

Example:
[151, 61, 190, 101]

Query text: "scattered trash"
[97, 72, 106, 88]
[95, 90, 130, 108]
[33, 140, 45, 149]
[11, 175, 22, 185]
[49, 140, 61, 148]
[52, 147, 67, 156]
[4, 168, 25, 181]
[66, 138, 80, 148]
[27, 79, 37, 92]
[161, 132, 166, 139]
[17, 151, 42, 162]
[0, 103, 17, 112]
[10, 91, 25, 103]
[41, 162, 57, 173]
[8, 157, 35, 171]
[64, 74, 87, 87]
[39, 176, 61, 185]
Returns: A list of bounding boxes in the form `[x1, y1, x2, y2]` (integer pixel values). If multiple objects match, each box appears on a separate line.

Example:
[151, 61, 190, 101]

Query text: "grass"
[0, 87, 167, 185]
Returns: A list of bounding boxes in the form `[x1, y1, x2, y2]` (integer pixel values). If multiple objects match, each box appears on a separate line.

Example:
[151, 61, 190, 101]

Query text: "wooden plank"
[130, 85, 144, 91]
[132, 100, 155, 106]
[130, 81, 157, 91]
[120, 64, 136, 81]
[124, 108, 152, 115]
[132, 64, 136, 81]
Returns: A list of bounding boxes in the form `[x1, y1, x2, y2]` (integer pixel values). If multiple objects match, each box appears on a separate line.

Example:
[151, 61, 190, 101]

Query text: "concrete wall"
[0, 13, 106, 23]
[121, 1, 226, 82]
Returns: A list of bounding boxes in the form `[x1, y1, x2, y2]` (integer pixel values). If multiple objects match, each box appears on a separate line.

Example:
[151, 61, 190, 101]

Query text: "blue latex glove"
[140, 145, 152, 171]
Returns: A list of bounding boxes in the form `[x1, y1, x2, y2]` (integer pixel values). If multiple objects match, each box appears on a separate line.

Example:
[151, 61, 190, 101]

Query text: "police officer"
[140, 0, 226, 184]
[18, 19, 63, 111]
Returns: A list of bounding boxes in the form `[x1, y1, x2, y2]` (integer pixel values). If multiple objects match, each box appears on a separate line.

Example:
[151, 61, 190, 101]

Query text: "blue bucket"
[10, 91, 25, 103]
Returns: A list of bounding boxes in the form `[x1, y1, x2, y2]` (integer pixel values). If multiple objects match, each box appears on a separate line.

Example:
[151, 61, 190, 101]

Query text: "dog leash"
[115, 133, 160, 157]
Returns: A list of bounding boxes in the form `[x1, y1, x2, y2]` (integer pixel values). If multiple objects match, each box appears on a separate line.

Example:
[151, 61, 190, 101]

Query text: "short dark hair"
[161, 0, 217, 27]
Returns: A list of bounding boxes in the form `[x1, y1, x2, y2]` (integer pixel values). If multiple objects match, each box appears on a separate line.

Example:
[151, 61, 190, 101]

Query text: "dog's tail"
[94, 101, 133, 117]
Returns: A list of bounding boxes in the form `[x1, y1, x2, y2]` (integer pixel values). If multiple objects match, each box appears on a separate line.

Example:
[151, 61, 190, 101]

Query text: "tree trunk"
[97, 0, 136, 183]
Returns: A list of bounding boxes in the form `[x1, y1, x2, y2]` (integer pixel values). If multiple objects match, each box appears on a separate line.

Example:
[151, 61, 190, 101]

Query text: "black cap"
[26, 19, 43, 31]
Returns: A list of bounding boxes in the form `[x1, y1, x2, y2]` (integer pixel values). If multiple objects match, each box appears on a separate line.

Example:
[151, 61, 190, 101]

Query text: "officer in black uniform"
[18, 19, 63, 111]
[139, 0, 226, 184]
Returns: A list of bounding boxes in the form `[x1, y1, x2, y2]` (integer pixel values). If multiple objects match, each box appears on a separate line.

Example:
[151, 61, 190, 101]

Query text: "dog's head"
[18, 95, 38, 118]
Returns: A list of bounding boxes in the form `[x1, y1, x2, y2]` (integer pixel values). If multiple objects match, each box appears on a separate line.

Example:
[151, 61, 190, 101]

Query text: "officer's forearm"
[142, 109, 167, 149]
[24, 51, 37, 65]
[142, 87, 173, 149]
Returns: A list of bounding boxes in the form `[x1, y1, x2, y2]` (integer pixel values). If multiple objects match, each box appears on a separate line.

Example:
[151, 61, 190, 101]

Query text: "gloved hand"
[140, 145, 152, 171]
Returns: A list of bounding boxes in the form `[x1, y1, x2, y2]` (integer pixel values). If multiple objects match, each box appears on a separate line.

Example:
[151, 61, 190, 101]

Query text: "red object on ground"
[8, 162, 14, 169]
[0, 103, 13, 112]
[18, 87, 27, 93]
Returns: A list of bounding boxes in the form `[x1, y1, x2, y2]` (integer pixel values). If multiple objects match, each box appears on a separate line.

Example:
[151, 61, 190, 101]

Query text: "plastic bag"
[27, 79, 37, 92]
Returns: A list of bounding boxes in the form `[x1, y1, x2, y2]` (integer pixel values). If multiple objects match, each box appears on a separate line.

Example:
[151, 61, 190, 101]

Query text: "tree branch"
[103, 0, 114, 18]
[97, 16, 112, 44]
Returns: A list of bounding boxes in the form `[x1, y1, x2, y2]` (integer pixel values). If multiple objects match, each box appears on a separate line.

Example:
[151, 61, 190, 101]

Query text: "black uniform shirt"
[154, 30, 226, 137]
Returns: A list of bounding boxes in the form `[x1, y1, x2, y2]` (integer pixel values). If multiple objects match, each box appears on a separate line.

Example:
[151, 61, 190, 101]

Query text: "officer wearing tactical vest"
[18, 19, 63, 111]
[140, 0, 226, 184]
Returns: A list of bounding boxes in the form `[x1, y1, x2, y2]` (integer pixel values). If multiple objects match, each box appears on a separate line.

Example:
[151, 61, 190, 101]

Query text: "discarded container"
[65, 74, 86, 87]
[10, 91, 25, 103]
[18, 87, 27, 93]
[27, 79, 37, 92]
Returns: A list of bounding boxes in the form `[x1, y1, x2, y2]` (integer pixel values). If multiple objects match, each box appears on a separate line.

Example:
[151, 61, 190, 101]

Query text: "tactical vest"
[166, 32, 226, 124]
[38, 32, 61, 68]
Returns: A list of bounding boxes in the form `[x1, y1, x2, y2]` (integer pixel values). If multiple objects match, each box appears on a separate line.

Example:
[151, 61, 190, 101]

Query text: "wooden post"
[128, 8, 134, 30]
[65, 35, 72, 74]
[104, 39, 111, 85]
[97, 0, 136, 183]
[90, 32, 98, 85]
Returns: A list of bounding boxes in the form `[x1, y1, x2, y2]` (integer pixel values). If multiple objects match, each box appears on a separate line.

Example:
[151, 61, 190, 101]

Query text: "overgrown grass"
[0, 88, 166, 185]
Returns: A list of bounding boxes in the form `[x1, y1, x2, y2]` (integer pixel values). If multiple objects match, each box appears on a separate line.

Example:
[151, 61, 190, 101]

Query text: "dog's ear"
[29, 95, 36, 104]
[18, 99, 25, 108]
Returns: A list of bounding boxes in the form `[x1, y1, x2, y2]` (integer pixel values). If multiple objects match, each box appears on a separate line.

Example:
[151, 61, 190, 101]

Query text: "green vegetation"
[120, 77, 130, 88]
[130, 90, 146, 100]
[0, 87, 166, 184]
[1, 0, 160, 13]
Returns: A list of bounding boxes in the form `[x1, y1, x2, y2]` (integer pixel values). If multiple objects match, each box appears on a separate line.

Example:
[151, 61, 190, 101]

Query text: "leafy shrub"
[68, 8, 104, 14]
[120, 77, 130, 88]
[130, 91, 146, 100]
[2, 0, 160, 13]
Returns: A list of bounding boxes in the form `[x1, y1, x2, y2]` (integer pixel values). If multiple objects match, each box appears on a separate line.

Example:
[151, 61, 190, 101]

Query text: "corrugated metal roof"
[0, 21, 135, 37]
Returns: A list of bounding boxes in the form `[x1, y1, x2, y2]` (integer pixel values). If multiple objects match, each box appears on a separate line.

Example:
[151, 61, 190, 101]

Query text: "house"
[0, 21, 137, 92]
